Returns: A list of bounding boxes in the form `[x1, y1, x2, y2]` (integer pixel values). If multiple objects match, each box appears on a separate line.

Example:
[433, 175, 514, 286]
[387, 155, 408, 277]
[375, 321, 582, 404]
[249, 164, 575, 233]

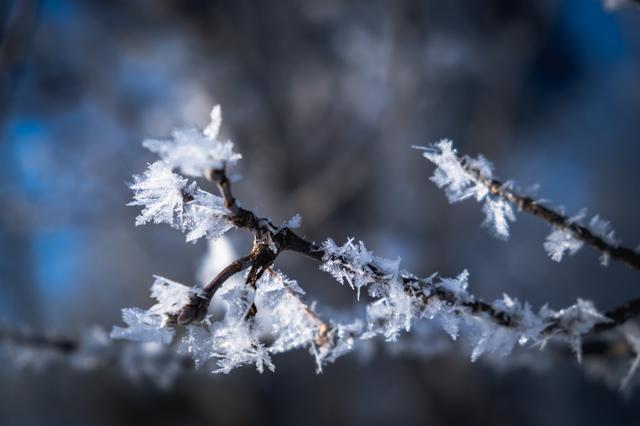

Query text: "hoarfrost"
[546, 299, 611, 363]
[416, 141, 517, 239]
[544, 228, 584, 262]
[110, 308, 174, 345]
[482, 197, 515, 239]
[128, 161, 188, 227]
[143, 105, 241, 177]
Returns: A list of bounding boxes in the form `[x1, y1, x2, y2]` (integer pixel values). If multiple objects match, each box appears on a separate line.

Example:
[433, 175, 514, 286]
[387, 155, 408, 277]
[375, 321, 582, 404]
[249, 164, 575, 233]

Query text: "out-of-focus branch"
[0, 324, 77, 353]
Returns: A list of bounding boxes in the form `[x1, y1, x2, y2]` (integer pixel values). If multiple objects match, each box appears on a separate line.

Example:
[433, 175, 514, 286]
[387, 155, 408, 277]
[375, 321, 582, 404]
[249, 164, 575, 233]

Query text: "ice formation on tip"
[128, 106, 242, 243]
[148, 275, 201, 319]
[143, 105, 242, 177]
[111, 276, 202, 345]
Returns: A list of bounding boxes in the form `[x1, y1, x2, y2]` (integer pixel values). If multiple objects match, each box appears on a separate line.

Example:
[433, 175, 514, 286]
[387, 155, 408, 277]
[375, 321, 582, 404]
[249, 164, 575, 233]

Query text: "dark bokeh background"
[1, 0, 640, 425]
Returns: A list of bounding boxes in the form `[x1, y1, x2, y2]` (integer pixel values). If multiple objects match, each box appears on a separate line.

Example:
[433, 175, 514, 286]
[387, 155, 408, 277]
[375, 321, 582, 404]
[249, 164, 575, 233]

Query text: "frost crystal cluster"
[128, 106, 238, 243]
[415, 140, 515, 239]
[143, 105, 241, 177]
[2, 104, 638, 393]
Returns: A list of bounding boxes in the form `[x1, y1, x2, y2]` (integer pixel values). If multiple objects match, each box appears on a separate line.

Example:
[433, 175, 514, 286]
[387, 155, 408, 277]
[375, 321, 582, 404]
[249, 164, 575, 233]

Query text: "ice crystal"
[365, 279, 414, 342]
[320, 238, 376, 299]
[128, 161, 188, 227]
[128, 165, 232, 243]
[282, 213, 302, 229]
[110, 308, 174, 345]
[589, 215, 619, 266]
[143, 105, 241, 177]
[417, 140, 490, 202]
[482, 197, 515, 239]
[544, 228, 584, 262]
[416, 141, 519, 239]
[547, 299, 611, 363]
[149, 275, 202, 320]
[320, 238, 400, 300]
[182, 189, 232, 242]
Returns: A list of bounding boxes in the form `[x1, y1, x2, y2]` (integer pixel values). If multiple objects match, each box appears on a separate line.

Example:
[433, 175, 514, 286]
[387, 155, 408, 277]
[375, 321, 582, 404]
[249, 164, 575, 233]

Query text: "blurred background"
[1, 0, 640, 425]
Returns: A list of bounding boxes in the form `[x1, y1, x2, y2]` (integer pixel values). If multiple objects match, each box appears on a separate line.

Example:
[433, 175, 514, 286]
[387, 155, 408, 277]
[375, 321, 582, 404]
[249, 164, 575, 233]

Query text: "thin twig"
[460, 157, 640, 271]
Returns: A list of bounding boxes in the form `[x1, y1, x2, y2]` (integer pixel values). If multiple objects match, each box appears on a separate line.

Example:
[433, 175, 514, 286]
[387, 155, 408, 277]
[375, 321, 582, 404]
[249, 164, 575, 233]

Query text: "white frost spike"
[320, 238, 375, 299]
[437, 270, 470, 299]
[203, 105, 222, 140]
[470, 322, 518, 363]
[584, 213, 616, 268]
[128, 161, 233, 243]
[182, 189, 232, 243]
[416, 141, 520, 240]
[365, 279, 415, 342]
[416, 140, 491, 203]
[128, 161, 188, 227]
[482, 197, 515, 239]
[283, 213, 302, 229]
[544, 228, 584, 262]
[143, 105, 242, 177]
[549, 299, 611, 363]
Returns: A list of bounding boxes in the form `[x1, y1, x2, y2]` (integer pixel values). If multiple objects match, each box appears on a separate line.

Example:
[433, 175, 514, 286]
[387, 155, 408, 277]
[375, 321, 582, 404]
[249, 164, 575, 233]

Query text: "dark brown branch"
[460, 157, 640, 272]
[171, 254, 253, 325]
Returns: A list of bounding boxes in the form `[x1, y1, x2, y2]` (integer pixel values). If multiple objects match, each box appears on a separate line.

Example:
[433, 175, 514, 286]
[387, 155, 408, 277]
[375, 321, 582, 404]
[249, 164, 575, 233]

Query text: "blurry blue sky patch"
[32, 228, 86, 308]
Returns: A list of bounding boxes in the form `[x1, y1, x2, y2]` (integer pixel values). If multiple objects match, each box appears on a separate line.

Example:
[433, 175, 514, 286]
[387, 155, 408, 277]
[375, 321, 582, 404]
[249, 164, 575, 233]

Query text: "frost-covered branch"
[8, 105, 638, 391]
[416, 140, 640, 270]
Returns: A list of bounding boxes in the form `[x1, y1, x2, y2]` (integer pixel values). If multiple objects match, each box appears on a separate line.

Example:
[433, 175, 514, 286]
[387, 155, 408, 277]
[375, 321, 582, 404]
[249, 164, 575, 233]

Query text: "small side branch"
[172, 255, 253, 325]
[460, 157, 640, 271]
